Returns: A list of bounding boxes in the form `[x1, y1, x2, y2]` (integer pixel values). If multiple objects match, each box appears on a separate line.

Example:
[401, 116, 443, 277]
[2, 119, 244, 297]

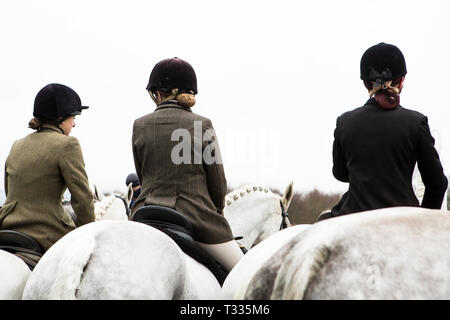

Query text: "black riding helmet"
[33, 83, 89, 121]
[146, 57, 198, 94]
[125, 173, 140, 188]
[360, 43, 407, 82]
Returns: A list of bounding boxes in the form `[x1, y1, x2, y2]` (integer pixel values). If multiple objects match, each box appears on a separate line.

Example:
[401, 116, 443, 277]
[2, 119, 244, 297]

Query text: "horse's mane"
[225, 185, 276, 206]
[94, 196, 117, 219]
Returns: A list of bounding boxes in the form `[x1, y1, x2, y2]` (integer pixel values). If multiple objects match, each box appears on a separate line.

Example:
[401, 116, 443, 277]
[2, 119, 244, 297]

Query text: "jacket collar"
[39, 123, 64, 134]
[155, 100, 192, 113]
[365, 97, 402, 109]
[366, 97, 376, 105]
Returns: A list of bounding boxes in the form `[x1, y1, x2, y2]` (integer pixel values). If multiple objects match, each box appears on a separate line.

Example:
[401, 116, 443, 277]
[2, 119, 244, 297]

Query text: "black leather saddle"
[132, 205, 195, 243]
[131, 205, 228, 285]
[0, 230, 44, 256]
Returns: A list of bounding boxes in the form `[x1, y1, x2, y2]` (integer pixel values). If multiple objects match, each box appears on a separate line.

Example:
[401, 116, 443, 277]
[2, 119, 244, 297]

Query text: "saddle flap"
[0, 230, 44, 256]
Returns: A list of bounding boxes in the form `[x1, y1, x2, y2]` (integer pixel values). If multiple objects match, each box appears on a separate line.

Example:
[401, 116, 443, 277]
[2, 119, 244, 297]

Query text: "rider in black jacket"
[321, 43, 447, 220]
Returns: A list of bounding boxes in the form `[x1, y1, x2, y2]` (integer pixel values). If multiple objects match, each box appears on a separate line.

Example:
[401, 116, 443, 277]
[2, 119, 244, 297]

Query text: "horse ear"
[281, 181, 294, 210]
[94, 184, 104, 201]
[126, 183, 133, 204]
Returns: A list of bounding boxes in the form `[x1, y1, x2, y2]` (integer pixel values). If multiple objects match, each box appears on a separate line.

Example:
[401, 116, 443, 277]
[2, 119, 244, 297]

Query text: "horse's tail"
[48, 235, 96, 299]
[271, 244, 330, 300]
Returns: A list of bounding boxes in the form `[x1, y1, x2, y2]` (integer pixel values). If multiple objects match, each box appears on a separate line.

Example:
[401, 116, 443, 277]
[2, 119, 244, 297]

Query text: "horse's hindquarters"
[23, 220, 221, 299]
[304, 224, 450, 299]
[243, 208, 450, 300]
[0, 250, 31, 299]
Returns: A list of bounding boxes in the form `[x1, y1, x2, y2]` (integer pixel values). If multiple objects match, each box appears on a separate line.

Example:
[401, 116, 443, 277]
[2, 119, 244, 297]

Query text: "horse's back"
[246, 207, 450, 299]
[24, 220, 188, 299]
[304, 207, 450, 299]
[0, 249, 31, 299]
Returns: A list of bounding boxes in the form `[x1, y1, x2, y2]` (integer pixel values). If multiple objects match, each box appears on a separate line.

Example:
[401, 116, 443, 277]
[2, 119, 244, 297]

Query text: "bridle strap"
[279, 200, 289, 231]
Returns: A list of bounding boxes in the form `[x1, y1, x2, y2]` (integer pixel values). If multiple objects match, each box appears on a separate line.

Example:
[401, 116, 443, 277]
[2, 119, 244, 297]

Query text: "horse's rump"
[132, 205, 228, 285]
[243, 207, 450, 299]
[156, 227, 228, 285]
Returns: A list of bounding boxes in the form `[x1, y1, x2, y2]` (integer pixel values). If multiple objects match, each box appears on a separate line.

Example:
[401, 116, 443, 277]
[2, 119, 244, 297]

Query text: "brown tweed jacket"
[0, 124, 95, 251]
[131, 101, 234, 244]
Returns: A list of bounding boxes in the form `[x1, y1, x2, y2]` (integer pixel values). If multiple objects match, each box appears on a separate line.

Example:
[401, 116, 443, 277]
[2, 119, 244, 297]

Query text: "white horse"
[0, 249, 31, 299]
[22, 183, 294, 299]
[92, 184, 133, 221]
[224, 184, 293, 249]
[221, 206, 450, 300]
[0, 184, 133, 300]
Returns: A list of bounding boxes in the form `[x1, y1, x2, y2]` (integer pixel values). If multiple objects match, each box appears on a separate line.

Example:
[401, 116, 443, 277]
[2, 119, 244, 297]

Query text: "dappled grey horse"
[222, 206, 450, 299]
[23, 183, 294, 299]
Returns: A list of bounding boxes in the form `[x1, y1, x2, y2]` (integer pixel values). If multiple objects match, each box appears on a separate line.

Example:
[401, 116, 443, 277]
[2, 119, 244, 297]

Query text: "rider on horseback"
[319, 43, 448, 221]
[0, 83, 95, 267]
[130, 57, 243, 271]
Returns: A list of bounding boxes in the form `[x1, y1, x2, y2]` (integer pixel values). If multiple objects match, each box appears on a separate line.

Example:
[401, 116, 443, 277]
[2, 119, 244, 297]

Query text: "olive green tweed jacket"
[0, 124, 95, 251]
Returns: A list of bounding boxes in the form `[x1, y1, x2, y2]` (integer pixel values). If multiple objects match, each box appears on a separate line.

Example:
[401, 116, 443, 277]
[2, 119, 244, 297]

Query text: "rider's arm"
[332, 117, 349, 182]
[3, 164, 7, 197]
[203, 119, 227, 214]
[59, 137, 95, 226]
[416, 117, 448, 209]
[132, 120, 143, 186]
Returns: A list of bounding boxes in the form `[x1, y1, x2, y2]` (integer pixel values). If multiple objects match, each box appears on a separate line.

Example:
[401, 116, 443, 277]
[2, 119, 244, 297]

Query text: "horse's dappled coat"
[22, 183, 294, 300]
[232, 207, 450, 300]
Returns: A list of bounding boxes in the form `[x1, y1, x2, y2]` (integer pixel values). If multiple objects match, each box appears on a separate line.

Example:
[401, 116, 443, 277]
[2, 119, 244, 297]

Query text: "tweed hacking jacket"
[131, 101, 234, 244]
[331, 98, 448, 216]
[0, 124, 95, 251]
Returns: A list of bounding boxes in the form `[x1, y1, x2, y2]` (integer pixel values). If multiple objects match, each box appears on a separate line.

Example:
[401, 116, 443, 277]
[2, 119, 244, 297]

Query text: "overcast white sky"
[1, 0, 449, 202]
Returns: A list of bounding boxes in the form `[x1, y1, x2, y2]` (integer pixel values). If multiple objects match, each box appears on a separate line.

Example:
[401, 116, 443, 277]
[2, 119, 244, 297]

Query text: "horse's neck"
[94, 197, 127, 221]
[224, 191, 279, 249]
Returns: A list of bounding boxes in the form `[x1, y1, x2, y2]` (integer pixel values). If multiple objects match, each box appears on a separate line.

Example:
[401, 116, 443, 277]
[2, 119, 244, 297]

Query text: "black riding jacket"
[331, 98, 447, 216]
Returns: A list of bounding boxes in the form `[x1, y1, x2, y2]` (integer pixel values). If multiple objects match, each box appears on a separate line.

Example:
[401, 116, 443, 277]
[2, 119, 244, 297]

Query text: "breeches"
[196, 240, 244, 272]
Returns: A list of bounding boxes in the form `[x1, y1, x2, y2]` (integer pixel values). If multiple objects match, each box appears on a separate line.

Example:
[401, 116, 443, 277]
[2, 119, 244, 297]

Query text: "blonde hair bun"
[176, 93, 196, 108]
[28, 117, 42, 130]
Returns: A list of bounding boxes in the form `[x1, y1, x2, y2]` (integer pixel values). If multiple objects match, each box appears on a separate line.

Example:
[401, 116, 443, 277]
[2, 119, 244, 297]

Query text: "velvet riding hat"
[33, 83, 88, 121]
[360, 43, 407, 82]
[146, 57, 198, 95]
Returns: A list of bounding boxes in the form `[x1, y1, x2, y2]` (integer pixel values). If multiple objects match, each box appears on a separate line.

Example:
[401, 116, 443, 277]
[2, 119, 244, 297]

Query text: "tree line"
[234, 179, 450, 225]
[270, 187, 342, 224]
[43, 177, 450, 223]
